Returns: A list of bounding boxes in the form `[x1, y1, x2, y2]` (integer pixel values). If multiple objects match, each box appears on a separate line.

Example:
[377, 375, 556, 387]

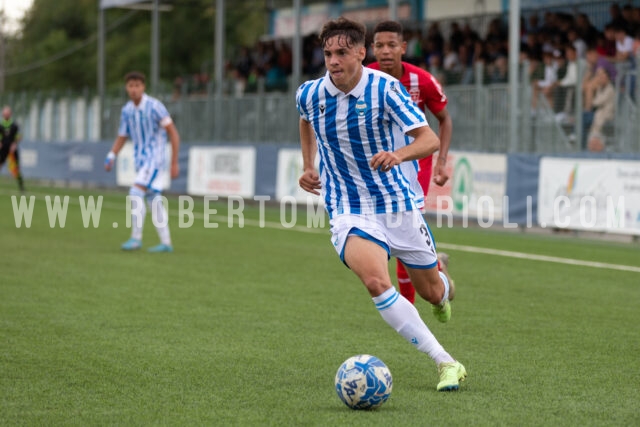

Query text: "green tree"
[4, 0, 269, 93]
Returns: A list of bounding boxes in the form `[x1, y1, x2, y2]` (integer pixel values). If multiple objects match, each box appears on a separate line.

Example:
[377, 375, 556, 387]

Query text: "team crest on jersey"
[409, 87, 422, 104]
[355, 99, 367, 116]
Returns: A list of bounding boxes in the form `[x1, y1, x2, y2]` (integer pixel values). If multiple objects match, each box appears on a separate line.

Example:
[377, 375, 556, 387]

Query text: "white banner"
[275, 148, 323, 206]
[424, 151, 507, 221]
[187, 147, 256, 198]
[538, 158, 640, 235]
[116, 142, 172, 189]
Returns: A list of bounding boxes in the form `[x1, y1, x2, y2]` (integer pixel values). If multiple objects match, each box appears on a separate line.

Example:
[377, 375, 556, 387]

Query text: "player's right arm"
[298, 118, 321, 195]
[104, 135, 127, 172]
[105, 108, 130, 172]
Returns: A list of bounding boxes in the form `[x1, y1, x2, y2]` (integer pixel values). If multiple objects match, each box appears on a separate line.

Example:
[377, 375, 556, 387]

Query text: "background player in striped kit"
[104, 71, 180, 253]
[296, 17, 466, 391]
[369, 20, 454, 305]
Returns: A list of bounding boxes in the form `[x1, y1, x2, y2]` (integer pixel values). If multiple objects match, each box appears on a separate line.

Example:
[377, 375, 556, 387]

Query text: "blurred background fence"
[2, 0, 640, 154]
[3, 58, 639, 154]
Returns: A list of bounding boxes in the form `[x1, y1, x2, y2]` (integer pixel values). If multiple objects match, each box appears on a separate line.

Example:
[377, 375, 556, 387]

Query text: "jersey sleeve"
[386, 80, 428, 133]
[117, 108, 129, 137]
[295, 83, 310, 121]
[152, 101, 172, 128]
[422, 74, 448, 115]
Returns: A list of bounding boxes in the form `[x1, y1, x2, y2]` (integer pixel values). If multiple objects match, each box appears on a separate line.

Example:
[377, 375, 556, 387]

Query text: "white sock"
[373, 287, 454, 365]
[147, 192, 172, 246]
[439, 271, 450, 305]
[129, 187, 146, 240]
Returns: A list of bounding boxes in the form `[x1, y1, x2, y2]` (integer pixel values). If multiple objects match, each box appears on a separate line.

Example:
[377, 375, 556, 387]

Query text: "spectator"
[457, 42, 475, 84]
[612, 23, 634, 65]
[600, 24, 618, 58]
[487, 54, 508, 83]
[527, 13, 541, 36]
[583, 67, 616, 151]
[622, 5, 635, 31]
[425, 22, 444, 57]
[449, 21, 464, 52]
[633, 28, 640, 58]
[553, 44, 579, 120]
[428, 53, 446, 85]
[630, 7, 640, 36]
[583, 46, 617, 88]
[567, 27, 587, 58]
[405, 29, 424, 65]
[461, 22, 480, 44]
[606, 3, 627, 30]
[575, 13, 599, 46]
[442, 41, 461, 76]
[532, 50, 558, 111]
[264, 57, 287, 92]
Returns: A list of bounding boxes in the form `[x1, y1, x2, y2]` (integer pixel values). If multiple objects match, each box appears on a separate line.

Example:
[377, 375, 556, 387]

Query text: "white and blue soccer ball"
[334, 354, 393, 410]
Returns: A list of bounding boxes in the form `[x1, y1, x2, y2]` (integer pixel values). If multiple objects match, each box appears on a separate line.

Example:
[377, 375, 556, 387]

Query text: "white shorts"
[329, 210, 438, 269]
[134, 165, 166, 192]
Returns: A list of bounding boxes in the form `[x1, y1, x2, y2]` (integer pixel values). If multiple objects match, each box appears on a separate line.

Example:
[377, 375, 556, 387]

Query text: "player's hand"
[433, 158, 449, 186]
[9, 143, 17, 154]
[299, 169, 321, 195]
[104, 151, 116, 172]
[370, 151, 401, 172]
[170, 162, 179, 179]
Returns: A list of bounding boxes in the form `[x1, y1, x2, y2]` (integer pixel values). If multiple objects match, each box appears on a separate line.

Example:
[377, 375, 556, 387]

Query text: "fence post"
[474, 62, 485, 148]
[255, 77, 265, 141]
[521, 60, 531, 152]
[575, 59, 585, 152]
[636, 52, 640, 151]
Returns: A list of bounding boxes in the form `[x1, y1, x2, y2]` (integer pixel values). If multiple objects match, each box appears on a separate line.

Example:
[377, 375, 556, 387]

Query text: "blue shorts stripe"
[402, 260, 438, 270]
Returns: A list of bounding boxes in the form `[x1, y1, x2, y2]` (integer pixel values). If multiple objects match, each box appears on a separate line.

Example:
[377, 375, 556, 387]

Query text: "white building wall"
[424, 0, 502, 19]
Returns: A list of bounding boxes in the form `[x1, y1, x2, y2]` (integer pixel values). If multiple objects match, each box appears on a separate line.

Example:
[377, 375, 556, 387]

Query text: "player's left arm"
[370, 125, 439, 171]
[164, 121, 181, 179]
[432, 107, 452, 186]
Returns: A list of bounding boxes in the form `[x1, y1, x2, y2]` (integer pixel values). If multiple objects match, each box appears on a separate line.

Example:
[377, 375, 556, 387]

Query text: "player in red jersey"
[369, 20, 453, 306]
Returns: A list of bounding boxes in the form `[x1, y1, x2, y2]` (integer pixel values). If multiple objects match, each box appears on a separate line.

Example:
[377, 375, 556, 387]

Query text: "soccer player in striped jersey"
[104, 71, 180, 253]
[296, 17, 466, 391]
[369, 20, 454, 305]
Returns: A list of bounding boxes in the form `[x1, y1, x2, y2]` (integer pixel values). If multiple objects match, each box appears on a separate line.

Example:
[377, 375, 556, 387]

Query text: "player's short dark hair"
[373, 20, 403, 37]
[124, 71, 146, 83]
[319, 17, 366, 49]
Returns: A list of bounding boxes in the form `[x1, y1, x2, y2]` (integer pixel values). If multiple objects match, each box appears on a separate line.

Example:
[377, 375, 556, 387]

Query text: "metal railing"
[3, 62, 640, 154]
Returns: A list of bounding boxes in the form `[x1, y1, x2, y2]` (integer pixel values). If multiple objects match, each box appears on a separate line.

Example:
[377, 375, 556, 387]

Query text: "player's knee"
[361, 276, 391, 297]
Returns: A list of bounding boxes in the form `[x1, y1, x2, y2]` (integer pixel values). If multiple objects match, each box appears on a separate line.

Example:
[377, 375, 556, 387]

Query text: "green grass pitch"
[1, 179, 639, 426]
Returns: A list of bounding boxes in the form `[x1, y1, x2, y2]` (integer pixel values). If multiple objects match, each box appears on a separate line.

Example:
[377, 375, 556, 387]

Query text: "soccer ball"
[334, 354, 393, 410]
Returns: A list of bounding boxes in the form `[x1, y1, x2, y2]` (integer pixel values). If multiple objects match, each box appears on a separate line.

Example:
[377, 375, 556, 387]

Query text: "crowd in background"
[172, 2, 640, 151]
[214, 3, 640, 91]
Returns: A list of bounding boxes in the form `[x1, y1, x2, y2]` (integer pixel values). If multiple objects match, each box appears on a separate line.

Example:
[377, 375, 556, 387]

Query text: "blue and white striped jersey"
[296, 67, 429, 218]
[118, 94, 172, 170]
